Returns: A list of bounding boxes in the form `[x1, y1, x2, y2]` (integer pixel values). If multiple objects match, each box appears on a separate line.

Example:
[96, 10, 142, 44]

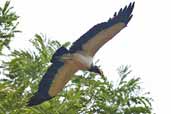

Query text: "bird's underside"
[27, 2, 135, 106]
[48, 51, 94, 96]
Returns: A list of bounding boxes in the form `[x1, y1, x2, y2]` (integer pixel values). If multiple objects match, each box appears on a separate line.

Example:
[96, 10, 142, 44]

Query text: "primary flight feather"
[27, 2, 135, 106]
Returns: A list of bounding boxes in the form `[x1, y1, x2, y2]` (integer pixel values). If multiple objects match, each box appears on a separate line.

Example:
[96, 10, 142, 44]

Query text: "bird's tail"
[51, 46, 69, 63]
[27, 93, 51, 107]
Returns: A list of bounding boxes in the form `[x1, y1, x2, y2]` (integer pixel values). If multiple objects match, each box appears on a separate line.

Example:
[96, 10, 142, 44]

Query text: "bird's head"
[89, 65, 103, 76]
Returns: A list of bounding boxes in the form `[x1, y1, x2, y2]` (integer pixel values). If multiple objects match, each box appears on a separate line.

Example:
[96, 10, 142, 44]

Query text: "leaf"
[2, 1, 10, 15]
[62, 41, 70, 47]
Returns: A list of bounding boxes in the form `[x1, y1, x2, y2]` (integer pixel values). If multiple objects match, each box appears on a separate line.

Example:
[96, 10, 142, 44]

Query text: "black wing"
[70, 2, 134, 56]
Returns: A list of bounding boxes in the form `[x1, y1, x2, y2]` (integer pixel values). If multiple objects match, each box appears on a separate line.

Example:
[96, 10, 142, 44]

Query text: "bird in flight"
[27, 2, 135, 106]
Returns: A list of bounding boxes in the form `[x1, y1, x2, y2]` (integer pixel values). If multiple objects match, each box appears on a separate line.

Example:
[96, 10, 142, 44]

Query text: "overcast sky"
[2, 0, 171, 113]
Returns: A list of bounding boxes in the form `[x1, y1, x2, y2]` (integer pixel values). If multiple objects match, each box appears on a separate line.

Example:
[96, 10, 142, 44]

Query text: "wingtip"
[128, 2, 135, 14]
[123, 1, 135, 25]
[27, 94, 41, 107]
[27, 93, 51, 107]
[129, 1, 135, 10]
[132, 1, 135, 6]
[111, 2, 135, 25]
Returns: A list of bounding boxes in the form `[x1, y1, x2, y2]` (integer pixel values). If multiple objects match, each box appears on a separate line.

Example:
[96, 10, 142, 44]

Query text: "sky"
[1, 0, 171, 113]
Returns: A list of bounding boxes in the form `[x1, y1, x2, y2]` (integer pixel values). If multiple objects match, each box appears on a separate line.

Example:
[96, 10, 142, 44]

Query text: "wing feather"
[28, 55, 79, 106]
[70, 2, 135, 56]
[48, 60, 79, 97]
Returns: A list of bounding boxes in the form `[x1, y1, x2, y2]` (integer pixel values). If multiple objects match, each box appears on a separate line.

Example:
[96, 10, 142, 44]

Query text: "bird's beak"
[99, 69, 104, 76]
[98, 69, 106, 80]
[100, 70, 103, 76]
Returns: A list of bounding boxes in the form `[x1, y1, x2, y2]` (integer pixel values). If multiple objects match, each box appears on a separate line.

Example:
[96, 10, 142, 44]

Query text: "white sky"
[2, 0, 171, 113]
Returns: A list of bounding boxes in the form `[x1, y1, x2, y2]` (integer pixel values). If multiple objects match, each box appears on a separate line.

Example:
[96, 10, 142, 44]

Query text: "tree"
[0, 34, 153, 114]
[0, 1, 153, 114]
[0, 1, 19, 53]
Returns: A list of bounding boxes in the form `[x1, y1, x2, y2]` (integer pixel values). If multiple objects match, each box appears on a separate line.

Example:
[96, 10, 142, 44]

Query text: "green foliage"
[0, 34, 153, 114]
[0, 34, 60, 113]
[0, 2, 153, 114]
[0, 1, 20, 53]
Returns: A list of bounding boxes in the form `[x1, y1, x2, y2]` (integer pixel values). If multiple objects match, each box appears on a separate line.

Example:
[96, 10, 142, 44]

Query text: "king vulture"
[28, 2, 135, 106]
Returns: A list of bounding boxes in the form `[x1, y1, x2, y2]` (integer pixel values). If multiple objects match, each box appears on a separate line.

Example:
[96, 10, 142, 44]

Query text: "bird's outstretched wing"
[27, 48, 79, 106]
[70, 2, 134, 56]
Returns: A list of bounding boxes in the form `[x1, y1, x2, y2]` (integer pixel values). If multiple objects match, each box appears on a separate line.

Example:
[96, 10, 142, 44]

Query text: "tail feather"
[51, 46, 69, 63]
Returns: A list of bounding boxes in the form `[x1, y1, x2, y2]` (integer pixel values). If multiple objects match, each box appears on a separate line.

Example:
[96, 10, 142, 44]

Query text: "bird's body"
[27, 2, 135, 106]
[73, 52, 93, 69]
[48, 52, 93, 96]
